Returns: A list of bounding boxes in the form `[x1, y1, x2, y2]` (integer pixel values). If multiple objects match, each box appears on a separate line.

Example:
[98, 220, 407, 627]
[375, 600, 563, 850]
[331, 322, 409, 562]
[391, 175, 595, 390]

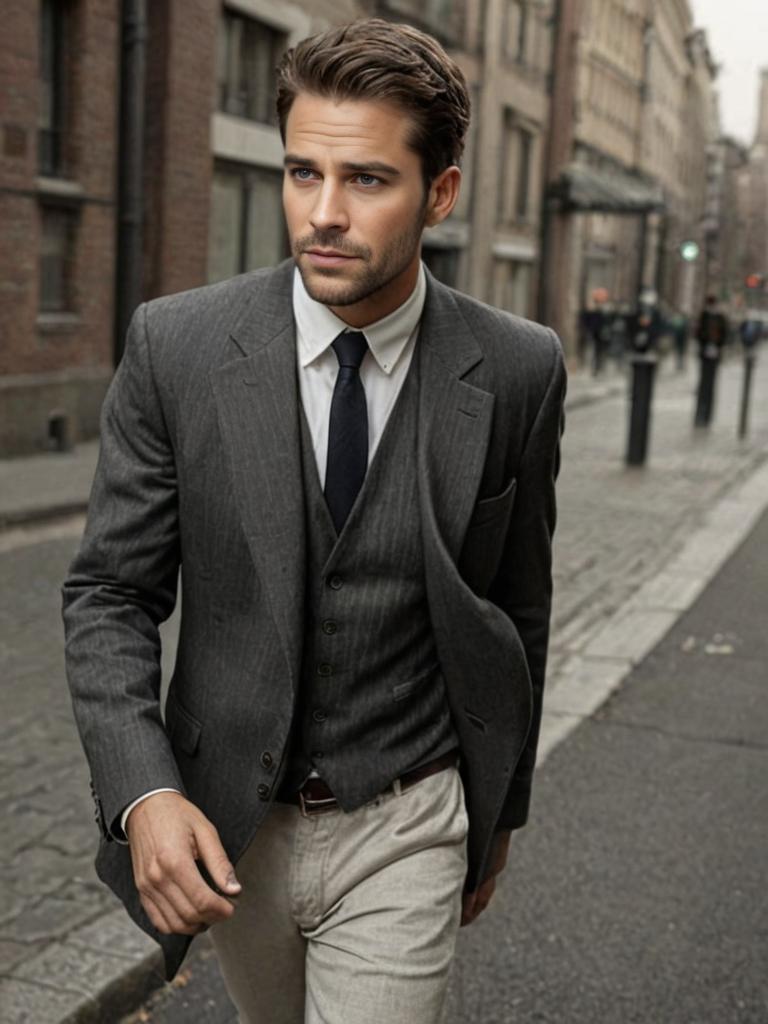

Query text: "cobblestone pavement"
[0, 351, 766, 1022]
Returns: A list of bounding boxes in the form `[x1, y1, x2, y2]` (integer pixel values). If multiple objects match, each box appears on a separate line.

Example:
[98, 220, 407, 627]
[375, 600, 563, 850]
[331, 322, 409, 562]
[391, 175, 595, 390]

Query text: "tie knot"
[331, 330, 368, 370]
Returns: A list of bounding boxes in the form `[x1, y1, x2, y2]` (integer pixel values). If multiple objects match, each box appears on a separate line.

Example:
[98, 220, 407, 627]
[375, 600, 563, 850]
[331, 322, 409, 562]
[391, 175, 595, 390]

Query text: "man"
[63, 19, 565, 1023]
[694, 294, 728, 427]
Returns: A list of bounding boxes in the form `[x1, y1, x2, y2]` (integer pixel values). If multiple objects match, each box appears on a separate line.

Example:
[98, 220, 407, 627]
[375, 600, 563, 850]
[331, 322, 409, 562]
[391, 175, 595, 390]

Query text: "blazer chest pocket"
[459, 477, 517, 595]
[165, 690, 202, 757]
[467, 476, 517, 532]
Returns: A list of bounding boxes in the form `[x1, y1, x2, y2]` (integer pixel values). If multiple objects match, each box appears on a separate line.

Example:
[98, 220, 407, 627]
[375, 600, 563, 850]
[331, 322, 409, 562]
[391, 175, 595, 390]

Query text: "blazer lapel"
[209, 262, 305, 689]
[418, 274, 494, 562]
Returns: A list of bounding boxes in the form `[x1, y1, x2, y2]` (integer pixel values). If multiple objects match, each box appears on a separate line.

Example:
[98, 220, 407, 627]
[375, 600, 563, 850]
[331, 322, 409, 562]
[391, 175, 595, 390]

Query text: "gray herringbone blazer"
[62, 259, 566, 979]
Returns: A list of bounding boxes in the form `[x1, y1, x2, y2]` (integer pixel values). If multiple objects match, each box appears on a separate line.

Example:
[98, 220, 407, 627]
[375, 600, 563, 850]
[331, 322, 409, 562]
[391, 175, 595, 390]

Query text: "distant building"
[742, 69, 768, 310]
[540, 0, 719, 355]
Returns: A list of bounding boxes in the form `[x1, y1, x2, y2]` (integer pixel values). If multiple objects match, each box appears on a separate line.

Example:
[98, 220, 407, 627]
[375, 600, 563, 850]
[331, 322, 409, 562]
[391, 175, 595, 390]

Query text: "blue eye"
[357, 174, 379, 186]
[291, 167, 315, 180]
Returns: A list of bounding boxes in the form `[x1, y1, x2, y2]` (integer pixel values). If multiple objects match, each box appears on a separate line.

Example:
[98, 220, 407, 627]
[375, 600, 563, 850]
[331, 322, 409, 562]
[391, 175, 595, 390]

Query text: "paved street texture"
[0, 351, 766, 1022]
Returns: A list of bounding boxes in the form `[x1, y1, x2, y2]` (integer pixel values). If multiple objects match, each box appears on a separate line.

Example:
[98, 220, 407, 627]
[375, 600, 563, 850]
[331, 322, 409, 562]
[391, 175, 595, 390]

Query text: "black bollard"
[694, 355, 718, 428]
[626, 354, 657, 466]
[738, 354, 756, 439]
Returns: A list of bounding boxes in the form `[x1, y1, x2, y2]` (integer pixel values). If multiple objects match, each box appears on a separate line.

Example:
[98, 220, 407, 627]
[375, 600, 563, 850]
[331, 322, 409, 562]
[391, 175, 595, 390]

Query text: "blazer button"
[312, 709, 327, 723]
[260, 751, 274, 770]
[317, 663, 333, 677]
[328, 575, 343, 590]
[257, 783, 271, 800]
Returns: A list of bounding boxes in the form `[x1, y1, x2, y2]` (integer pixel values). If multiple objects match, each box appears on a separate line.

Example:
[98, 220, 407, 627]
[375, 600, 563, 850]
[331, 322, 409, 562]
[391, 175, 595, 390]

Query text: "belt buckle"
[298, 789, 338, 818]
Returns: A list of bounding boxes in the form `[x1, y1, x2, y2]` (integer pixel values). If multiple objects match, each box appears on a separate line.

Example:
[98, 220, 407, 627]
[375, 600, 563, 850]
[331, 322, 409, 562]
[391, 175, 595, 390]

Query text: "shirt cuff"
[117, 788, 181, 844]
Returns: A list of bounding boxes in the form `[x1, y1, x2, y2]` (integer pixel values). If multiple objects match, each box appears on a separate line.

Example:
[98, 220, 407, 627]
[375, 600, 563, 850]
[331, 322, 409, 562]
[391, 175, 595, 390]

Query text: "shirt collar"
[293, 262, 426, 375]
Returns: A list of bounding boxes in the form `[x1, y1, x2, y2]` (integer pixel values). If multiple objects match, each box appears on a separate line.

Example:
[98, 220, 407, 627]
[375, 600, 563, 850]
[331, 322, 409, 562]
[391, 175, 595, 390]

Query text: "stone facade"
[541, 0, 719, 354]
[742, 70, 768, 309]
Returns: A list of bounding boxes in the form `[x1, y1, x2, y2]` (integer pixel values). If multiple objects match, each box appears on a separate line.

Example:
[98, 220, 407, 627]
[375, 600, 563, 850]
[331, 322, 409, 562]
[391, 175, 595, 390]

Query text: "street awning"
[552, 163, 665, 214]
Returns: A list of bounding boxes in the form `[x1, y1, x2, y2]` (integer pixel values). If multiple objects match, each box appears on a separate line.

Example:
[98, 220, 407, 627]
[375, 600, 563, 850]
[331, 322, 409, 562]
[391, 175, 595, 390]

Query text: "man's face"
[283, 93, 441, 325]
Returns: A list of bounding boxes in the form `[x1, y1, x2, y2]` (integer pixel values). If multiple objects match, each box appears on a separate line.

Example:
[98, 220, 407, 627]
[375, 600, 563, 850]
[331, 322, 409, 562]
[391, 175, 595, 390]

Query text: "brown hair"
[276, 19, 470, 187]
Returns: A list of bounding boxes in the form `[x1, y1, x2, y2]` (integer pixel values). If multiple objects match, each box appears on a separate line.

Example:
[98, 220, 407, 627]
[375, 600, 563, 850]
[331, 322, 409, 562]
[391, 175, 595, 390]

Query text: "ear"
[424, 166, 462, 227]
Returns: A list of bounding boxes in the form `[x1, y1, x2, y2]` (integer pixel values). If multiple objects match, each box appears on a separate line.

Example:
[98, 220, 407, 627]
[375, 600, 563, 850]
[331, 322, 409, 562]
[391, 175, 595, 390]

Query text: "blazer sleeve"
[489, 330, 567, 830]
[62, 302, 185, 839]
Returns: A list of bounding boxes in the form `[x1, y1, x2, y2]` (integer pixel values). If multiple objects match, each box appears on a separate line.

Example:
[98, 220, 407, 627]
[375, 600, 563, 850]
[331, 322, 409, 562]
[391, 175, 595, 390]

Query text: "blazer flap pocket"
[393, 663, 440, 701]
[469, 477, 517, 531]
[165, 691, 202, 756]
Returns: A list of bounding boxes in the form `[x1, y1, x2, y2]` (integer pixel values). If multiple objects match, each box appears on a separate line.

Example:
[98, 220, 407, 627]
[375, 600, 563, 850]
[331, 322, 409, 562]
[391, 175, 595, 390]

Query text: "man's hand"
[126, 791, 242, 936]
[461, 829, 512, 927]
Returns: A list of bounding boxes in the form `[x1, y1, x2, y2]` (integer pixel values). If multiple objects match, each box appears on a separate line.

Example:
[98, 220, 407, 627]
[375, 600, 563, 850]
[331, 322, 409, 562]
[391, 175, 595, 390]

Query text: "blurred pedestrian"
[694, 295, 727, 427]
[669, 311, 689, 372]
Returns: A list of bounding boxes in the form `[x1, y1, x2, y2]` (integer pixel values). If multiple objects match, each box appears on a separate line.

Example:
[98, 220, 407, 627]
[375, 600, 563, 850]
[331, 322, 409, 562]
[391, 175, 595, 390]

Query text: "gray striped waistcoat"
[279, 349, 459, 808]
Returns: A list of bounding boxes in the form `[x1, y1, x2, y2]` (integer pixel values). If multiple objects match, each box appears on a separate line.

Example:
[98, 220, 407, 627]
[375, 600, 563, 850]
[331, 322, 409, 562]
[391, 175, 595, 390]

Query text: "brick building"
[1, 0, 555, 455]
[1, 0, 120, 455]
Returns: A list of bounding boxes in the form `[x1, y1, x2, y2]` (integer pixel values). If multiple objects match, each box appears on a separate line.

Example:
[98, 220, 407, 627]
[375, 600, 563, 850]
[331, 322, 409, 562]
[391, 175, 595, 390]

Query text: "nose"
[309, 179, 349, 234]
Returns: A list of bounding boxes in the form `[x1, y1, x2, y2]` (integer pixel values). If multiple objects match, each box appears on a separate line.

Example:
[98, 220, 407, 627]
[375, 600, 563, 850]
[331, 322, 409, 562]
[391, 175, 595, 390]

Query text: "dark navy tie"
[325, 330, 369, 533]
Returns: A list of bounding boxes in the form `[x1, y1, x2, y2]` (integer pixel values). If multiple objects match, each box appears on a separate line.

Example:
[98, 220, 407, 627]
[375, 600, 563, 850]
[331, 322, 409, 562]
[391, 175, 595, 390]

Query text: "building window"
[377, 0, 462, 45]
[39, 0, 67, 176]
[498, 113, 536, 224]
[422, 246, 460, 288]
[503, 0, 529, 62]
[515, 128, 533, 219]
[40, 205, 77, 312]
[208, 163, 288, 283]
[216, 10, 287, 126]
[492, 258, 532, 317]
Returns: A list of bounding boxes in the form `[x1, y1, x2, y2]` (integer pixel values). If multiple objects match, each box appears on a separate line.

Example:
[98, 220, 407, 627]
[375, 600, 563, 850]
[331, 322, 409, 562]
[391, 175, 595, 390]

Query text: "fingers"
[137, 846, 236, 933]
[194, 821, 242, 897]
[461, 876, 497, 927]
[141, 886, 207, 937]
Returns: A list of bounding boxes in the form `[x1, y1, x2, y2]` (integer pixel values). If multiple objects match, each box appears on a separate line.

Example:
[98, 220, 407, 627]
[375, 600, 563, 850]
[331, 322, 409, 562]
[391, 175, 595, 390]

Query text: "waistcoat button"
[322, 619, 338, 635]
[260, 751, 273, 769]
[256, 783, 270, 800]
[312, 709, 327, 723]
[317, 663, 333, 677]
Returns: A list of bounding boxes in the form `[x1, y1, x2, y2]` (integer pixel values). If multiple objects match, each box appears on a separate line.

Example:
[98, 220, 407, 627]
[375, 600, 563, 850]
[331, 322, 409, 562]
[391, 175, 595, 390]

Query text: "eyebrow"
[283, 154, 401, 177]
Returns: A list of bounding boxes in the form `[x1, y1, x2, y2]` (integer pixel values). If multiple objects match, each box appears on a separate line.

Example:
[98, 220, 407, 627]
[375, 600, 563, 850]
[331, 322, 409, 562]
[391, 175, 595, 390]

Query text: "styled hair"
[276, 19, 470, 186]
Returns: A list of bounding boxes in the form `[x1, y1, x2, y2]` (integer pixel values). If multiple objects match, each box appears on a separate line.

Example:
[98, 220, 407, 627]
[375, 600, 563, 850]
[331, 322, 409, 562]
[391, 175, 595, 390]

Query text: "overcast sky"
[690, 0, 767, 144]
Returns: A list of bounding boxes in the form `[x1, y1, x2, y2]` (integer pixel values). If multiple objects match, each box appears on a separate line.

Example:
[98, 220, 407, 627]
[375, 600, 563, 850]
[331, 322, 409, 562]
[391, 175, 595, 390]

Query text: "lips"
[305, 250, 358, 267]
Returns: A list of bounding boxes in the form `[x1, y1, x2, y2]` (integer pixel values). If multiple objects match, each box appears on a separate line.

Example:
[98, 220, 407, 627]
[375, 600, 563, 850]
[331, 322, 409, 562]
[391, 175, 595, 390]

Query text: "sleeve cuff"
[113, 787, 182, 845]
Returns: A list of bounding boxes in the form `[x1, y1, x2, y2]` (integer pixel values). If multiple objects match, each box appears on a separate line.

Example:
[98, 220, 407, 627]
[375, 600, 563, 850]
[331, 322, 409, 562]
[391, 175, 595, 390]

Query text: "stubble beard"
[293, 217, 425, 308]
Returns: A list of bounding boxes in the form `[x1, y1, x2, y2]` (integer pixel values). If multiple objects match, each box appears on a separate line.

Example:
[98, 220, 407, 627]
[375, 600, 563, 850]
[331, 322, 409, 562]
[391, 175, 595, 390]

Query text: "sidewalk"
[0, 352, 766, 1022]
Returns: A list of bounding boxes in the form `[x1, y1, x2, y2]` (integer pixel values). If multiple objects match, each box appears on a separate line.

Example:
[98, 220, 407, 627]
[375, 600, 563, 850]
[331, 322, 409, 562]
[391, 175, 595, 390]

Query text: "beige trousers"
[210, 766, 469, 1024]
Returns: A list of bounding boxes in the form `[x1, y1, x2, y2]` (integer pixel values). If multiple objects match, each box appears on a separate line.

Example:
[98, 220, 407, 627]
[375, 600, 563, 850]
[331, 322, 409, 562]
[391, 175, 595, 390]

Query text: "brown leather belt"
[282, 749, 460, 818]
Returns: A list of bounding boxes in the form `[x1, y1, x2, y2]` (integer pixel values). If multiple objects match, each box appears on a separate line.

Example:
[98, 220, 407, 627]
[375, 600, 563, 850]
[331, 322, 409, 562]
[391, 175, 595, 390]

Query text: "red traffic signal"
[745, 273, 763, 289]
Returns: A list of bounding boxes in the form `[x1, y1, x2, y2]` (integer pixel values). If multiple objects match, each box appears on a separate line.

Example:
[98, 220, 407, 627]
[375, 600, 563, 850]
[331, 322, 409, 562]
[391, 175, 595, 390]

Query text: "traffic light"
[745, 273, 763, 289]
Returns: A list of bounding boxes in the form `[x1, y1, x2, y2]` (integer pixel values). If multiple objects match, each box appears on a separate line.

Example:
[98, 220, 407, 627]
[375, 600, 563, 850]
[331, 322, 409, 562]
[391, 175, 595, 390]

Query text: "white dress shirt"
[118, 263, 427, 841]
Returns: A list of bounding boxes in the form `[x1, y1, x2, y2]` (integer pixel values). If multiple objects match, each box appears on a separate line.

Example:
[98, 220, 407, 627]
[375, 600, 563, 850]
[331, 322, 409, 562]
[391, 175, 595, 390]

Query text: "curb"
[2, 910, 166, 1024]
[0, 502, 89, 532]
